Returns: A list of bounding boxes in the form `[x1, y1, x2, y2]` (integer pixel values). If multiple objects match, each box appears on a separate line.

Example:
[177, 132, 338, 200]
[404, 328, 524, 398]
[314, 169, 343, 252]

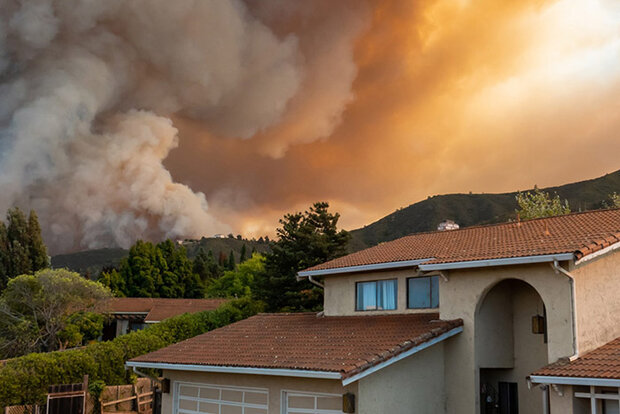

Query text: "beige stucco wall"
[439, 263, 574, 414]
[358, 342, 446, 414]
[571, 249, 620, 355]
[161, 370, 356, 414]
[323, 268, 437, 316]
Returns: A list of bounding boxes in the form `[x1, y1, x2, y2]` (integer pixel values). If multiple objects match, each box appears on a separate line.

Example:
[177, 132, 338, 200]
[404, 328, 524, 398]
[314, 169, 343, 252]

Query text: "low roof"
[532, 337, 620, 380]
[129, 312, 463, 380]
[107, 298, 227, 322]
[302, 209, 620, 274]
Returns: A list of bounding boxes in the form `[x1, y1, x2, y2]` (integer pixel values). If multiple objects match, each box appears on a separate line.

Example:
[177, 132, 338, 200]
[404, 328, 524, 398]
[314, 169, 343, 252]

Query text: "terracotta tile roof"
[130, 312, 463, 379]
[304, 209, 620, 273]
[532, 337, 620, 379]
[106, 298, 227, 322]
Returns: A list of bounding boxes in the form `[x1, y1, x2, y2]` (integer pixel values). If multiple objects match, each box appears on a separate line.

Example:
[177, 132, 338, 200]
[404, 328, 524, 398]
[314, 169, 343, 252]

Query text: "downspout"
[131, 366, 161, 385]
[541, 385, 550, 414]
[550, 259, 579, 360]
[308, 275, 324, 289]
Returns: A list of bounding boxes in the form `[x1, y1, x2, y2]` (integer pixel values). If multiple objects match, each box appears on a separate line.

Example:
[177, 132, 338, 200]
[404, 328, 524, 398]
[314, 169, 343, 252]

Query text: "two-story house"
[127, 208, 620, 414]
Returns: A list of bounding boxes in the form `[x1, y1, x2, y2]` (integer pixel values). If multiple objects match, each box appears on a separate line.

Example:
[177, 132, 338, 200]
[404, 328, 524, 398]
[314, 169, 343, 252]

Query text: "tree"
[193, 248, 221, 282]
[27, 211, 48, 272]
[227, 250, 236, 270]
[253, 202, 350, 312]
[239, 244, 248, 263]
[0, 208, 49, 291]
[57, 312, 105, 350]
[99, 239, 205, 298]
[604, 192, 620, 208]
[207, 254, 265, 299]
[515, 187, 570, 220]
[0, 269, 111, 357]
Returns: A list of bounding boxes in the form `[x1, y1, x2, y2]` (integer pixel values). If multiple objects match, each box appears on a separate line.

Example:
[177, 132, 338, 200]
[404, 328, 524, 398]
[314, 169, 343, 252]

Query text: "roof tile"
[130, 312, 463, 378]
[532, 337, 620, 379]
[305, 209, 620, 272]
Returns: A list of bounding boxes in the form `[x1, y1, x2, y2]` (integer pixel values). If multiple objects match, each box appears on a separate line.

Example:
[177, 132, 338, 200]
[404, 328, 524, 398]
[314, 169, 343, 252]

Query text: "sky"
[166, 0, 620, 237]
[1, 0, 620, 252]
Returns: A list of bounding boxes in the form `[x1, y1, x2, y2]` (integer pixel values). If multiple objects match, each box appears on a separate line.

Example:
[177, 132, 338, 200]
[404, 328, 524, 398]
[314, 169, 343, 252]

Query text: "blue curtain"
[377, 279, 397, 310]
[357, 282, 377, 310]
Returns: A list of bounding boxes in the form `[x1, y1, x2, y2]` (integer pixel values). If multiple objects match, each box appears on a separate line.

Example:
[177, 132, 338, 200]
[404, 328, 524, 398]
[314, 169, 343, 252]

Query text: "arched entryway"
[476, 279, 549, 414]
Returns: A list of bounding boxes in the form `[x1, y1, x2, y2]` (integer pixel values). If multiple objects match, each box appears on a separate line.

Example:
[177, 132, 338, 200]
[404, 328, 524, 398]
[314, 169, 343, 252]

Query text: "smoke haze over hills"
[1, 0, 620, 253]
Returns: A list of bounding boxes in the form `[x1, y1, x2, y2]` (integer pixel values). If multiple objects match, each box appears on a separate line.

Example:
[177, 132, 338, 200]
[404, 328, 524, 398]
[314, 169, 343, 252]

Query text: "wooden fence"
[3, 377, 156, 414]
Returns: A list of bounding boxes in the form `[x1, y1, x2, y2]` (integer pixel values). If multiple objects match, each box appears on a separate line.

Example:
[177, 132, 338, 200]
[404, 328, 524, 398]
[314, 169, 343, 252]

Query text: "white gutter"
[575, 241, 620, 266]
[298, 258, 434, 278]
[341, 326, 463, 386]
[530, 375, 620, 387]
[550, 260, 579, 361]
[125, 361, 342, 380]
[418, 253, 574, 271]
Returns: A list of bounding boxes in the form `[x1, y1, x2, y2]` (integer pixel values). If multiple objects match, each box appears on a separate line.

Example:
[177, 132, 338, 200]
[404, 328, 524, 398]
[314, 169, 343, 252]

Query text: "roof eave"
[417, 253, 575, 271]
[125, 361, 342, 380]
[530, 375, 620, 387]
[297, 258, 434, 278]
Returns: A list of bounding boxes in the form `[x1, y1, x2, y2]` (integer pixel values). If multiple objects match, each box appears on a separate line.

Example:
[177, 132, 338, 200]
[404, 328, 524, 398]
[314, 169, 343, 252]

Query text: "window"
[355, 279, 397, 311]
[407, 276, 439, 309]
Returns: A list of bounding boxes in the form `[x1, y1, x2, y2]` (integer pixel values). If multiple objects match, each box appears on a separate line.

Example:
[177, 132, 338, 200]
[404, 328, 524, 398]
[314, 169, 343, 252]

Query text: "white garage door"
[175, 382, 268, 414]
[283, 391, 344, 414]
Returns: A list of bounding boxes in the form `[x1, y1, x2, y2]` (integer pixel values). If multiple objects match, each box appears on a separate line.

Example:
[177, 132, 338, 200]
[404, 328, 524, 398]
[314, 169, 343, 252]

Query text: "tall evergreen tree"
[27, 211, 48, 271]
[253, 202, 350, 312]
[227, 250, 236, 270]
[0, 222, 9, 290]
[239, 244, 247, 263]
[6, 208, 31, 276]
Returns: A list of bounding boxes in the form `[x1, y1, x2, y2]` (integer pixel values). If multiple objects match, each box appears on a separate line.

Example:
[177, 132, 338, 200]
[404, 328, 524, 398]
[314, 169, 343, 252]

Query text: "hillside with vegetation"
[348, 169, 620, 251]
[51, 236, 271, 278]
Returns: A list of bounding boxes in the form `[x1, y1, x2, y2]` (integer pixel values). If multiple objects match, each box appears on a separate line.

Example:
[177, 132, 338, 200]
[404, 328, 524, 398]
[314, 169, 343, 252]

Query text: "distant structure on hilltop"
[213, 234, 227, 239]
[437, 219, 460, 231]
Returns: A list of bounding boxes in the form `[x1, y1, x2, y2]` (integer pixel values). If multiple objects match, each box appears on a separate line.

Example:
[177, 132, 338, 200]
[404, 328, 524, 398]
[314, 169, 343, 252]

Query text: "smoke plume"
[0, 0, 368, 252]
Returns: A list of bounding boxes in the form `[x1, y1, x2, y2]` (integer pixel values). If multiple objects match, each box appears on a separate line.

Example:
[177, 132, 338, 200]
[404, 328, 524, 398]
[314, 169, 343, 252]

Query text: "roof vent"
[438, 220, 459, 231]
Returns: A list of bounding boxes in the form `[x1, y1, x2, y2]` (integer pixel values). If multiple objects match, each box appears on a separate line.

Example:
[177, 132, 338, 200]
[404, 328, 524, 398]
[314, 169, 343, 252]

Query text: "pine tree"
[0, 222, 9, 290]
[27, 211, 48, 271]
[227, 250, 236, 270]
[6, 208, 31, 276]
[239, 244, 247, 263]
[253, 202, 350, 312]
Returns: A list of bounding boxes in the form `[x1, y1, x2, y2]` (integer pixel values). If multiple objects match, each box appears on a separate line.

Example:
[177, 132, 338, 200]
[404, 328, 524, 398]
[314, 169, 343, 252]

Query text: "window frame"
[406, 275, 440, 309]
[354, 278, 398, 312]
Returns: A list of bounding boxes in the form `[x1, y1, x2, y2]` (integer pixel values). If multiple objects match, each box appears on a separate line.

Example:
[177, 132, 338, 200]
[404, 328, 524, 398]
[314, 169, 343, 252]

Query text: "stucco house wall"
[358, 342, 445, 414]
[161, 370, 357, 414]
[571, 249, 620, 354]
[435, 263, 574, 414]
[323, 268, 438, 316]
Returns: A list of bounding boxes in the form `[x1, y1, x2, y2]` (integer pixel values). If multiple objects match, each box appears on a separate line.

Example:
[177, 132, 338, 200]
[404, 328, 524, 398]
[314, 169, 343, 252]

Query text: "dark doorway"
[498, 382, 518, 414]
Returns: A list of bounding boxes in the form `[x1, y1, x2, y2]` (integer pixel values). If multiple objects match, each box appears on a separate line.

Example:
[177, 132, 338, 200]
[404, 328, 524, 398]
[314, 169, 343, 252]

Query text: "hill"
[51, 237, 271, 278]
[348, 169, 620, 251]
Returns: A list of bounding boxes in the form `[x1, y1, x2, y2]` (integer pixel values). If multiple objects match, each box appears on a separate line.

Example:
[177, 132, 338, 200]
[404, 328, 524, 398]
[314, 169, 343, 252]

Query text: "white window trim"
[174, 380, 269, 414]
[574, 385, 620, 414]
[281, 389, 343, 414]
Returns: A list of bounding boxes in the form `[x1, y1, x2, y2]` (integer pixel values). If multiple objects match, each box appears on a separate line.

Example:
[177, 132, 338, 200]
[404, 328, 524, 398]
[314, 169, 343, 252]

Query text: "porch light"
[343, 392, 355, 413]
[532, 315, 546, 334]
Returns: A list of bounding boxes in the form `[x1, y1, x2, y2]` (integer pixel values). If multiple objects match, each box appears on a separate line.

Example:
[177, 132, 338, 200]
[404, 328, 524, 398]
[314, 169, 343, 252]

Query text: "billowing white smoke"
[0, 0, 367, 252]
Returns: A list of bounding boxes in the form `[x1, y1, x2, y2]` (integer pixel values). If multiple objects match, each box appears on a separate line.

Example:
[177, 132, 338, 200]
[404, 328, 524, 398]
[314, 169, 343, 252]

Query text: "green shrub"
[0, 297, 262, 406]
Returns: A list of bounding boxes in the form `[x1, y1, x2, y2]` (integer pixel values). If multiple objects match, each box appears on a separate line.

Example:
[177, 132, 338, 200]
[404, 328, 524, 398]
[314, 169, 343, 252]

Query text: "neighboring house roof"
[107, 298, 228, 322]
[128, 312, 463, 384]
[301, 209, 620, 274]
[531, 337, 620, 382]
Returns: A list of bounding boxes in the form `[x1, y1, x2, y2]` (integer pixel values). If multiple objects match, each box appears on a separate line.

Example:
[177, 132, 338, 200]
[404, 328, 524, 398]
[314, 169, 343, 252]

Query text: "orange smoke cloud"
[166, 0, 620, 238]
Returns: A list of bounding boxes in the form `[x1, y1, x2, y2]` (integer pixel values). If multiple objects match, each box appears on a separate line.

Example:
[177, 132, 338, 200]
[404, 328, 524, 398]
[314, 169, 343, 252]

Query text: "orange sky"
[166, 0, 620, 237]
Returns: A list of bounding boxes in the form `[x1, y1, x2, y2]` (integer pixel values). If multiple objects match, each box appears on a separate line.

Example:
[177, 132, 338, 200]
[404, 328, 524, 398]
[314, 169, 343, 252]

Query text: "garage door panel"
[176, 382, 268, 414]
[284, 391, 344, 414]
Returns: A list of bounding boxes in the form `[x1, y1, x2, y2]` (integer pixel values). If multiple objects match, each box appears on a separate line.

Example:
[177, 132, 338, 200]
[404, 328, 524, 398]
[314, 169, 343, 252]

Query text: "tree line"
[0, 207, 48, 291]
